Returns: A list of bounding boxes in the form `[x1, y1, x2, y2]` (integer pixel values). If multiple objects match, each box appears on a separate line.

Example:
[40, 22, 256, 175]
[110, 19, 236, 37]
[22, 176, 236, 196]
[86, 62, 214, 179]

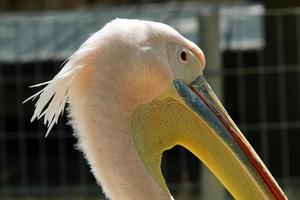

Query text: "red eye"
[180, 50, 187, 62]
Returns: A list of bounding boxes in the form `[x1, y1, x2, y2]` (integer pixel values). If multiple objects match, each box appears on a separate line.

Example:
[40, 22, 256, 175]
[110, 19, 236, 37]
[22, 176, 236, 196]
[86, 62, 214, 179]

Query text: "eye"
[178, 49, 188, 64]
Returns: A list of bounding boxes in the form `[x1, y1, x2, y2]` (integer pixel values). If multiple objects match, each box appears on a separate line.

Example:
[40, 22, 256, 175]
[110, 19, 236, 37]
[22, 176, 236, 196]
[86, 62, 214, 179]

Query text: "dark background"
[1, 0, 300, 199]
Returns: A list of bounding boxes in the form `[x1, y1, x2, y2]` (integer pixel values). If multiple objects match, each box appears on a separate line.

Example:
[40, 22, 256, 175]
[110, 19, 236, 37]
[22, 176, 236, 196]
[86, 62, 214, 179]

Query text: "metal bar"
[0, 61, 9, 199]
[266, 8, 300, 16]
[177, 148, 190, 200]
[198, 12, 225, 200]
[32, 20, 48, 197]
[257, 46, 269, 165]
[14, 20, 29, 195]
[236, 17, 247, 126]
[276, 14, 290, 182]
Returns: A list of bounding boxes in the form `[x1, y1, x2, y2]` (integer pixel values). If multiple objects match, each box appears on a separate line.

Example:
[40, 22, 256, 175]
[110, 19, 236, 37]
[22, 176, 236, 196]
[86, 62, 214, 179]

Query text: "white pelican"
[25, 19, 287, 200]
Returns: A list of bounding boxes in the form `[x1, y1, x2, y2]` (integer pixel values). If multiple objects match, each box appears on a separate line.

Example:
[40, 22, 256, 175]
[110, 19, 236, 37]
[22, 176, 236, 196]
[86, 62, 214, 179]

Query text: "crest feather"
[24, 62, 78, 136]
[24, 43, 95, 136]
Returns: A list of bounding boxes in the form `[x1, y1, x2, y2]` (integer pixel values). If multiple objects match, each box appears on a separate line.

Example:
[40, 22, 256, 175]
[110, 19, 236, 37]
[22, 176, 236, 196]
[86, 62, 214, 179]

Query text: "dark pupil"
[181, 51, 187, 61]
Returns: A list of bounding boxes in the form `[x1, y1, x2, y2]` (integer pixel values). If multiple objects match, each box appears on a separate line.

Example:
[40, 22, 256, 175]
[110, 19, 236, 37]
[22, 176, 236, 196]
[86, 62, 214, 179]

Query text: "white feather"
[24, 38, 97, 136]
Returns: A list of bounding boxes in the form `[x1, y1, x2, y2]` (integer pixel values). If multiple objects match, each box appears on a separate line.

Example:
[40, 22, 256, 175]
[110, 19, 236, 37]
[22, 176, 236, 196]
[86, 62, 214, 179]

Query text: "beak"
[173, 75, 287, 200]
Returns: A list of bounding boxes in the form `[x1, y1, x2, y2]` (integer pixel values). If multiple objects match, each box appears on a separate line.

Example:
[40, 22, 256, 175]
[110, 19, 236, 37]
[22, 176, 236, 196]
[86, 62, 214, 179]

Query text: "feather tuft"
[25, 59, 85, 136]
[25, 24, 100, 136]
[26, 70, 73, 136]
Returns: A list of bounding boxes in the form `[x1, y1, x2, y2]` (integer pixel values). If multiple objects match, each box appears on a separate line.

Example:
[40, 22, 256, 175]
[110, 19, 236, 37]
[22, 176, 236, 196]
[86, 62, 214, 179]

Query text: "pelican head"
[26, 19, 287, 200]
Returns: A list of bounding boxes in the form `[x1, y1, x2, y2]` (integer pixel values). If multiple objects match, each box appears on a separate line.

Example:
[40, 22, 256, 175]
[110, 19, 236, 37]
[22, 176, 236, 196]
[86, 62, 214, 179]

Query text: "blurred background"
[1, 0, 300, 199]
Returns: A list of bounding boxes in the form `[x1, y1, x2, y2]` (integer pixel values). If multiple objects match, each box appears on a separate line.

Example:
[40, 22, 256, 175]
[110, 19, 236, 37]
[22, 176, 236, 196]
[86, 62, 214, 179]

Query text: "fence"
[0, 3, 300, 200]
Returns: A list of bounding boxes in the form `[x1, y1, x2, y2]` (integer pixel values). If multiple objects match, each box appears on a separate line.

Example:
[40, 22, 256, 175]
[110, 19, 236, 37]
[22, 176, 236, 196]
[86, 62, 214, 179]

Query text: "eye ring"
[178, 49, 188, 64]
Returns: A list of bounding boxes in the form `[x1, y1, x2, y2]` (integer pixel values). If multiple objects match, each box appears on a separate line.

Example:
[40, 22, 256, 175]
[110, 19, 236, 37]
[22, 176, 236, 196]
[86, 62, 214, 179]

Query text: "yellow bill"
[132, 75, 287, 200]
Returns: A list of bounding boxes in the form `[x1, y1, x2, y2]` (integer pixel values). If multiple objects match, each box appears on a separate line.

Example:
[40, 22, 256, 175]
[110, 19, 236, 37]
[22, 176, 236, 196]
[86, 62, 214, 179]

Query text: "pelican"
[25, 19, 287, 200]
